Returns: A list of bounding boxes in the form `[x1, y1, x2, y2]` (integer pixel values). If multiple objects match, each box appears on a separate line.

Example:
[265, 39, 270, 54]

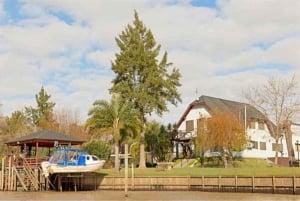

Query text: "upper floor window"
[197, 118, 207, 132]
[186, 120, 194, 132]
[258, 121, 265, 130]
[249, 121, 256, 129]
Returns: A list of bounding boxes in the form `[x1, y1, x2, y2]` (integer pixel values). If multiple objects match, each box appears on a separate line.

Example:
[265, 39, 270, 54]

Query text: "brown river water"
[0, 191, 299, 201]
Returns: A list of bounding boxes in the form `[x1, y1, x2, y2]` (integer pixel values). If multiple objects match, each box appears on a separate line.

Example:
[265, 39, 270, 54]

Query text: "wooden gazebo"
[5, 130, 86, 167]
[0, 130, 86, 191]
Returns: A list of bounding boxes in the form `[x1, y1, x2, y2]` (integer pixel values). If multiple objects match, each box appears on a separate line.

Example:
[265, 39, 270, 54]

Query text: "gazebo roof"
[5, 130, 86, 147]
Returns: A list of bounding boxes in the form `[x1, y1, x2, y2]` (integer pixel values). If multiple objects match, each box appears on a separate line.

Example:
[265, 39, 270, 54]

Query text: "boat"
[41, 148, 105, 177]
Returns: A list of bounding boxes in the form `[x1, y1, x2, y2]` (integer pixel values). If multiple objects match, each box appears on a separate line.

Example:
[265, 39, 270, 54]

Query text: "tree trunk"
[283, 120, 295, 166]
[139, 120, 146, 168]
[221, 149, 233, 168]
[200, 151, 205, 167]
[222, 154, 228, 168]
[114, 143, 120, 173]
[139, 134, 146, 168]
[265, 119, 278, 166]
[227, 150, 233, 167]
[274, 139, 278, 166]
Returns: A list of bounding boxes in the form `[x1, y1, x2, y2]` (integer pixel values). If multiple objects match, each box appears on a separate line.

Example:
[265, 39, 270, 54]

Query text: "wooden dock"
[0, 156, 46, 191]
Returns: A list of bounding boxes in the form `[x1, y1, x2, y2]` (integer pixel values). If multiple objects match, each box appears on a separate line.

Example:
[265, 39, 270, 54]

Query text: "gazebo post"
[35, 141, 39, 164]
[48, 147, 51, 157]
[6, 144, 9, 156]
[24, 143, 27, 156]
[35, 142, 38, 156]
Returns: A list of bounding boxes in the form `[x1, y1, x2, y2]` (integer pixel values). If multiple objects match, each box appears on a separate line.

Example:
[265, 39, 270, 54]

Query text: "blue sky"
[0, 0, 299, 124]
[191, 0, 217, 8]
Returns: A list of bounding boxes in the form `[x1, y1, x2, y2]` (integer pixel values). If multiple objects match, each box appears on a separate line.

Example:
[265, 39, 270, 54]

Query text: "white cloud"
[221, 0, 300, 26]
[1, 22, 92, 57]
[265, 37, 300, 68]
[1, 0, 300, 125]
[86, 50, 115, 68]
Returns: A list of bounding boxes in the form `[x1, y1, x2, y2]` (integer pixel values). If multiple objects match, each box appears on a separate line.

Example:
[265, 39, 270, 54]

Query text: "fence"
[77, 174, 300, 194]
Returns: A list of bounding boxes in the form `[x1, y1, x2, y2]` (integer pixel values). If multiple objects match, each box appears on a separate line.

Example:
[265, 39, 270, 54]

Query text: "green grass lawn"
[98, 158, 300, 177]
[99, 166, 300, 177]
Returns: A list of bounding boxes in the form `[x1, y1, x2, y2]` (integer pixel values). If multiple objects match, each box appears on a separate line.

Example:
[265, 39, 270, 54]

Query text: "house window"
[272, 143, 283, 152]
[250, 121, 256, 129]
[197, 118, 207, 132]
[258, 121, 264, 130]
[186, 120, 194, 132]
[260, 142, 266, 150]
[250, 141, 258, 149]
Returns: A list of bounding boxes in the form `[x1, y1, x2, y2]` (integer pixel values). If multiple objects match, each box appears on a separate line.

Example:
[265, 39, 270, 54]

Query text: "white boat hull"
[41, 160, 105, 177]
[41, 151, 106, 177]
[47, 161, 105, 174]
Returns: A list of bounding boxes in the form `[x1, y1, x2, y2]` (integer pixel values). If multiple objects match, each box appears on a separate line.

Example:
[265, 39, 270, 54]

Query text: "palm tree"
[86, 94, 141, 172]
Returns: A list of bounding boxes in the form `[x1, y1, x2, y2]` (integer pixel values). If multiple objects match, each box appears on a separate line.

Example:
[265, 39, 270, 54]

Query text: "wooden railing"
[23, 157, 47, 168]
[4, 155, 46, 168]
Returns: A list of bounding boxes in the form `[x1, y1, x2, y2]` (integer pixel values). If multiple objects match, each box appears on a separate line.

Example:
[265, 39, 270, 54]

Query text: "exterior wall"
[177, 105, 300, 160]
[236, 124, 277, 158]
[178, 106, 210, 138]
[238, 123, 300, 159]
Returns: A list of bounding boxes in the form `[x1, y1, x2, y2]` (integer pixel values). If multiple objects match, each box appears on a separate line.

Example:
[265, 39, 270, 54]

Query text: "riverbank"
[1, 191, 299, 201]
[100, 167, 300, 177]
[82, 174, 300, 195]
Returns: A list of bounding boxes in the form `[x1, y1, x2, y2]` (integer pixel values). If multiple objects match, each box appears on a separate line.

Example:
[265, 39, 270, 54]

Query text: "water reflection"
[0, 191, 299, 201]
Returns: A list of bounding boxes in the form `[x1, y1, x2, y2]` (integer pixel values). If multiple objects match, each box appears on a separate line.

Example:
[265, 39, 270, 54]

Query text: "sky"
[0, 0, 300, 125]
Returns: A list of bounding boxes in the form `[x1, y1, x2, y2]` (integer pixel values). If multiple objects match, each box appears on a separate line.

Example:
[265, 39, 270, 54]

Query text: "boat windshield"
[49, 148, 87, 164]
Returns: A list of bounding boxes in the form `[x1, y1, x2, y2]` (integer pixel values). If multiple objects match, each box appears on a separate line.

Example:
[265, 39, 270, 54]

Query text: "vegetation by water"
[99, 166, 300, 177]
[98, 158, 300, 177]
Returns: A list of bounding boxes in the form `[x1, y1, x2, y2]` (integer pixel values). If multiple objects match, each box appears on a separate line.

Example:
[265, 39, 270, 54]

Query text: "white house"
[175, 95, 300, 163]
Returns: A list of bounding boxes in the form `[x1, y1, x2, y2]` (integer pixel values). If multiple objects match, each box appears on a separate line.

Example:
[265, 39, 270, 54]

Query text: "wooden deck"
[0, 156, 46, 191]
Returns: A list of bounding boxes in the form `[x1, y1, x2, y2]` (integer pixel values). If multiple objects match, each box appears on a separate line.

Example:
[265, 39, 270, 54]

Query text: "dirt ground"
[0, 191, 299, 201]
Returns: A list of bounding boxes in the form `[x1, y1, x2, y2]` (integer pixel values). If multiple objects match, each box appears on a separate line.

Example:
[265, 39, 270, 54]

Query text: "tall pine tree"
[110, 11, 181, 168]
[25, 86, 56, 130]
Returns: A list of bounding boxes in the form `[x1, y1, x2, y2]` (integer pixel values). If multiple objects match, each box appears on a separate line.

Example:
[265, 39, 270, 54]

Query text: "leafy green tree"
[83, 139, 111, 160]
[0, 104, 6, 135]
[5, 110, 33, 137]
[86, 93, 141, 172]
[110, 10, 181, 168]
[145, 121, 171, 163]
[25, 87, 56, 130]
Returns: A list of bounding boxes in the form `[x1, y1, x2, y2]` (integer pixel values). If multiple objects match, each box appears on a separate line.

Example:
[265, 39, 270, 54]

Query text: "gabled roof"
[5, 130, 85, 147]
[177, 95, 266, 127]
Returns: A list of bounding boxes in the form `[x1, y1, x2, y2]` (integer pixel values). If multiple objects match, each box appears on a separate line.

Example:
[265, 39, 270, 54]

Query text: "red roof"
[5, 130, 85, 147]
[177, 95, 266, 128]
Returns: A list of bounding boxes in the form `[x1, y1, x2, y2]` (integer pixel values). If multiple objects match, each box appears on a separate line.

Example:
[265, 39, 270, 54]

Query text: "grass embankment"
[100, 167, 300, 177]
[98, 158, 300, 177]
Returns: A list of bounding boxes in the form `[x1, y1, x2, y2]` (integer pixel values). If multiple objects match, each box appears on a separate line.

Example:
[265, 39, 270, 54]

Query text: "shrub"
[83, 139, 111, 160]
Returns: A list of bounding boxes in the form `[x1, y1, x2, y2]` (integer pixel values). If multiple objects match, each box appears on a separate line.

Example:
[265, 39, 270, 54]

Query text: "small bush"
[83, 139, 111, 160]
